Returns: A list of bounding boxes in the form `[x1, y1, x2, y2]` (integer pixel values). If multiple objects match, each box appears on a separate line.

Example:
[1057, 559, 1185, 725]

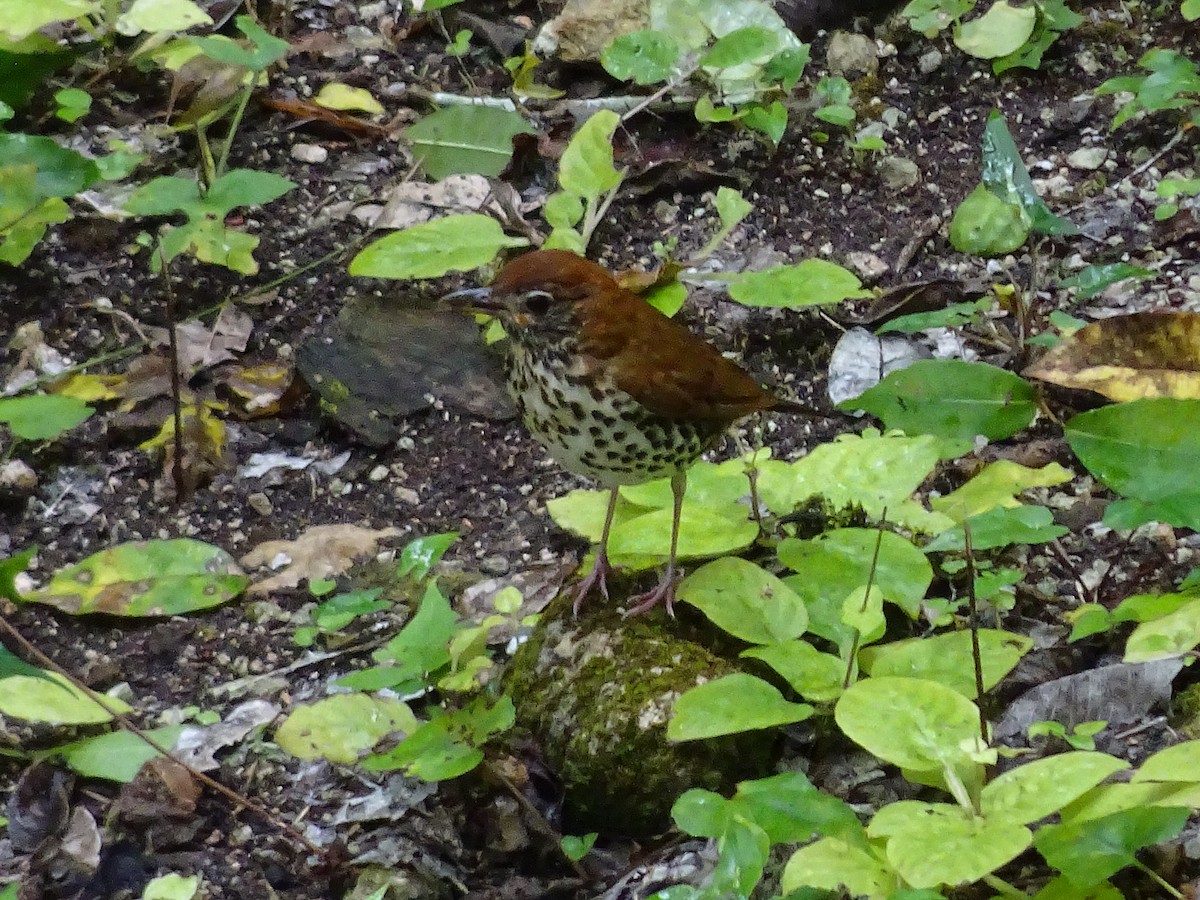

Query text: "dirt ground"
[2, 1, 1199, 897]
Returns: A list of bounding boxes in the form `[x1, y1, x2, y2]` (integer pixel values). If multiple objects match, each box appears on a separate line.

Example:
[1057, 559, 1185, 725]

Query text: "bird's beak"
[443, 286, 503, 313]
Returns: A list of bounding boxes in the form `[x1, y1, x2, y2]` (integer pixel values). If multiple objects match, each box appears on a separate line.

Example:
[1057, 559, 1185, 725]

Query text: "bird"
[447, 249, 807, 617]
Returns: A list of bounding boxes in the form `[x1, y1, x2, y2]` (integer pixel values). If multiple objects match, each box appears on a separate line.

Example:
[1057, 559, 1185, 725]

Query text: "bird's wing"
[578, 293, 776, 424]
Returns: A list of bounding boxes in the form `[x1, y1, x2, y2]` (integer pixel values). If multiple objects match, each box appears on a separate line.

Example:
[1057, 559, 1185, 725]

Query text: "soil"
[2, 1, 1199, 898]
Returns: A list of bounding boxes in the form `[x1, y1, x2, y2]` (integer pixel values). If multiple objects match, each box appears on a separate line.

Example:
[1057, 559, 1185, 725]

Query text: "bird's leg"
[571, 485, 619, 615]
[624, 470, 686, 618]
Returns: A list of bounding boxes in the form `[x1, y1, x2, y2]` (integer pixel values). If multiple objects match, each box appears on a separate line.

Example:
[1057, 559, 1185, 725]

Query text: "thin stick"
[963, 519, 987, 743]
[159, 253, 187, 500]
[0, 615, 328, 861]
[842, 509, 887, 689]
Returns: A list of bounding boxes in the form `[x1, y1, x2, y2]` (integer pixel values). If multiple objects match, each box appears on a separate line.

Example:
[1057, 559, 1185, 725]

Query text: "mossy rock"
[504, 596, 777, 837]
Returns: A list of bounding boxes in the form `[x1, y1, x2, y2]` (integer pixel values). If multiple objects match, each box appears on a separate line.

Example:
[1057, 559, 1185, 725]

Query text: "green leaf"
[763, 46, 810, 91]
[606, 501, 758, 569]
[930, 460, 1073, 522]
[835, 676, 981, 771]
[783, 837, 897, 896]
[1184, 0, 1200, 21]
[0, 132, 100, 197]
[275, 694, 417, 763]
[779, 528, 933, 620]
[981, 111, 1078, 235]
[981, 752, 1128, 824]
[949, 183, 1029, 255]
[924, 504, 1067, 552]
[743, 640, 844, 702]
[189, 15, 287, 71]
[1123, 598, 1200, 663]
[362, 695, 514, 780]
[756, 430, 952, 534]
[53, 87, 91, 123]
[396, 531, 459, 580]
[115, 0, 212, 35]
[142, 873, 201, 900]
[672, 788, 732, 837]
[56, 725, 185, 782]
[558, 110, 622, 202]
[1060, 260, 1152, 303]
[405, 105, 534, 180]
[0, 546, 34, 603]
[365, 581, 458, 688]
[734, 771, 864, 844]
[561, 833, 598, 861]
[668, 673, 813, 740]
[543, 191, 583, 229]
[878, 298, 993, 334]
[678, 557, 807, 643]
[349, 214, 529, 280]
[1034, 806, 1190, 888]
[0, 671, 130, 724]
[601, 29, 681, 85]
[0, 0, 100, 39]
[0, 393, 91, 440]
[701, 26, 777, 68]
[1065, 399, 1200, 531]
[203, 169, 294, 216]
[839, 359, 1037, 457]
[742, 100, 788, 145]
[1132, 740, 1200, 782]
[869, 801, 1031, 889]
[902, 0, 974, 35]
[25, 538, 247, 615]
[954, 1, 1036, 58]
[726, 259, 870, 308]
[859, 629, 1032, 698]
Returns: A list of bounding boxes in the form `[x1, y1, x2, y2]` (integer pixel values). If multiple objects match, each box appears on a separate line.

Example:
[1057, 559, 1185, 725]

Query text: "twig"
[158, 253, 188, 500]
[843, 510, 887, 690]
[963, 519, 987, 743]
[482, 760, 588, 879]
[0, 614, 329, 861]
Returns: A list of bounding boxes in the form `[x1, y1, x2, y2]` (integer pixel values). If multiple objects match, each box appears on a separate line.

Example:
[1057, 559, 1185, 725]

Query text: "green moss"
[505, 594, 776, 836]
[1171, 683, 1200, 739]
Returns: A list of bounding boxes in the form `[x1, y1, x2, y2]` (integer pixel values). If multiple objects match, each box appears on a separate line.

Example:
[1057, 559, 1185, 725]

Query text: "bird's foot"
[622, 569, 680, 619]
[570, 551, 612, 616]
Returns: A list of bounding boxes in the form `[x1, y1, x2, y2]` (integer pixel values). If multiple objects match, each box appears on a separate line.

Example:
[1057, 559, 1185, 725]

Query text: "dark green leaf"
[839, 359, 1037, 457]
[405, 106, 534, 180]
[1034, 806, 1189, 888]
[981, 111, 1078, 235]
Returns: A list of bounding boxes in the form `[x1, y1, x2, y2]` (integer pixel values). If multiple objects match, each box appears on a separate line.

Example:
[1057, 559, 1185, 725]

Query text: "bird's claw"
[570, 552, 612, 616]
[622, 569, 679, 619]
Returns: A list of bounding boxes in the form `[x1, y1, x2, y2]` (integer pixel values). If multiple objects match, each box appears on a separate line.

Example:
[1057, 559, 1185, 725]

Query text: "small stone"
[918, 48, 942, 74]
[0, 460, 37, 496]
[247, 492, 273, 516]
[878, 156, 920, 192]
[368, 465, 389, 482]
[481, 554, 511, 576]
[291, 143, 328, 164]
[826, 32, 878, 79]
[845, 251, 890, 282]
[1067, 148, 1108, 171]
[395, 487, 420, 505]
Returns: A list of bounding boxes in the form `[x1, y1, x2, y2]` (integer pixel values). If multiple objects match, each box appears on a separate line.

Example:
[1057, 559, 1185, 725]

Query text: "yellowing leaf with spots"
[931, 460, 1073, 522]
[1024, 311, 1200, 402]
[24, 538, 248, 616]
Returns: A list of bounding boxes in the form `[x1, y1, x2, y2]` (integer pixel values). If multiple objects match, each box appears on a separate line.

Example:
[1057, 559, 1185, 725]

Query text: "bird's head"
[445, 249, 618, 343]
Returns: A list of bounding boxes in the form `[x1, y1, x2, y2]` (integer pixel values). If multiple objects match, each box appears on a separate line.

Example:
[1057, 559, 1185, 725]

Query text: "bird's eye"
[523, 290, 553, 315]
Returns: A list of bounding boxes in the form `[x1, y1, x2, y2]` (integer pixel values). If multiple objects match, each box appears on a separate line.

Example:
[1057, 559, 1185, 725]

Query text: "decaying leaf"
[24, 538, 248, 616]
[239, 524, 403, 595]
[146, 304, 253, 378]
[140, 402, 232, 493]
[1024, 311, 1200, 401]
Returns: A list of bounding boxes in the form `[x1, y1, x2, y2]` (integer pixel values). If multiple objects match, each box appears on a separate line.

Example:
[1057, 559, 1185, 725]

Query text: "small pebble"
[0, 460, 37, 496]
[1067, 148, 1108, 171]
[248, 492, 274, 516]
[291, 143, 328, 164]
[369, 465, 389, 482]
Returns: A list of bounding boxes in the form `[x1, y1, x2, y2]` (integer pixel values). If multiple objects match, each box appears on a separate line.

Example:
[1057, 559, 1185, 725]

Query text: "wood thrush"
[448, 249, 805, 616]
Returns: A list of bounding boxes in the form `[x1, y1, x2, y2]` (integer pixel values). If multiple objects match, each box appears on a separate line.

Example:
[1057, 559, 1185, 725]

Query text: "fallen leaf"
[1024, 311, 1200, 401]
[240, 524, 403, 595]
[146, 304, 253, 377]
